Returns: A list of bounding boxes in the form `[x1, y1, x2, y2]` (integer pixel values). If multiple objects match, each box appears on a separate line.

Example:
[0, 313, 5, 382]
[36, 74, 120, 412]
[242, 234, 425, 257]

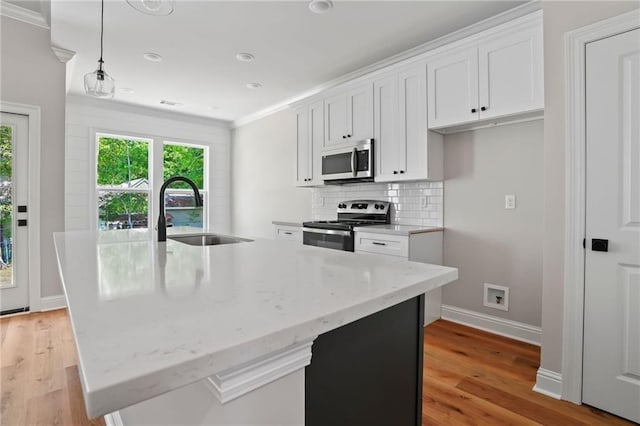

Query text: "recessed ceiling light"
[160, 100, 182, 106]
[246, 83, 262, 89]
[119, 88, 135, 94]
[309, 0, 333, 14]
[143, 52, 163, 62]
[235, 52, 255, 62]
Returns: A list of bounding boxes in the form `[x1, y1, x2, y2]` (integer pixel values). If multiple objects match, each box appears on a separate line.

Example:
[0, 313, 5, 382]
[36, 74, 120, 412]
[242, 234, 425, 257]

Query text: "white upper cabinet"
[477, 24, 543, 120]
[373, 74, 398, 181]
[324, 93, 349, 147]
[375, 63, 443, 183]
[295, 101, 324, 187]
[427, 11, 543, 130]
[427, 48, 479, 129]
[347, 83, 374, 142]
[324, 82, 374, 147]
[294, 106, 310, 186]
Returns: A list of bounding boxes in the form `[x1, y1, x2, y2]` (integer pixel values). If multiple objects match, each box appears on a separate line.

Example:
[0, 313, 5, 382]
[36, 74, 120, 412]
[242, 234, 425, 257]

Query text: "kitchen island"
[54, 228, 458, 425]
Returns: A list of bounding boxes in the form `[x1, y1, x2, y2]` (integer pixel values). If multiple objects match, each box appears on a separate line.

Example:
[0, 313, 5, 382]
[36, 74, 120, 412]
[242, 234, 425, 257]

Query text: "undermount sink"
[168, 233, 253, 247]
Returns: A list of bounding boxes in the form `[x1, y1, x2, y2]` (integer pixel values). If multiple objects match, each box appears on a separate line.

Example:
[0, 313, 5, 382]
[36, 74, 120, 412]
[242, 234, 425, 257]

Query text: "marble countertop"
[353, 224, 444, 236]
[54, 228, 457, 417]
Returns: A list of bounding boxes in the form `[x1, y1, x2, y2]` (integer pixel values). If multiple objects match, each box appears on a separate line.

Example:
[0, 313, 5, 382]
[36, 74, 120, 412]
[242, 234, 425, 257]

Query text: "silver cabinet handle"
[283, 232, 293, 235]
[372, 241, 387, 246]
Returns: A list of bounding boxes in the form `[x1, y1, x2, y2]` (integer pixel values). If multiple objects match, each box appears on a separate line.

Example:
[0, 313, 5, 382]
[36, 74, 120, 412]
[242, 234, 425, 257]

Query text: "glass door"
[0, 112, 29, 314]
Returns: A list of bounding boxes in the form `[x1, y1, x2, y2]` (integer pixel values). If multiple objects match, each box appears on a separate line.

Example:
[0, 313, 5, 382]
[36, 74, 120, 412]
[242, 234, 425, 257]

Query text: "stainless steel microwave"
[321, 139, 374, 184]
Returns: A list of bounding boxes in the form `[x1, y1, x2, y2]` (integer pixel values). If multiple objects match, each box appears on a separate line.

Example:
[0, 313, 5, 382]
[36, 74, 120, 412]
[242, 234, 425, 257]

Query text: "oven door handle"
[351, 147, 357, 177]
[303, 227, 352, 237]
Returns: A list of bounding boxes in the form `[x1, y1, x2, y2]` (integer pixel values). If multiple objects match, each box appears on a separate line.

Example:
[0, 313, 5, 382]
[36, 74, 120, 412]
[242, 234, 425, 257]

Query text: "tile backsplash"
[311, 181, 443, 227]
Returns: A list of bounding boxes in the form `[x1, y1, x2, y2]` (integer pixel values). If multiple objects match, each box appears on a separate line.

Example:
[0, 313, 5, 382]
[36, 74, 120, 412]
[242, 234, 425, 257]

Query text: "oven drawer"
[354, 232, 408, 258]
[274, 225, 302, 242]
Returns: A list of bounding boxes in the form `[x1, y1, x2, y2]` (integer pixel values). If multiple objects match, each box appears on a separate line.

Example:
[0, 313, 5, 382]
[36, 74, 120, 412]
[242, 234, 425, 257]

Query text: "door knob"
[591, 239, 609, 252]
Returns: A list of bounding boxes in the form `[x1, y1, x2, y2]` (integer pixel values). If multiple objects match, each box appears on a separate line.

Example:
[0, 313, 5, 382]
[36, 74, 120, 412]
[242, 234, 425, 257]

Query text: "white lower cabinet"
[355, 230, 443, 326]
[273, 224, 302, 242]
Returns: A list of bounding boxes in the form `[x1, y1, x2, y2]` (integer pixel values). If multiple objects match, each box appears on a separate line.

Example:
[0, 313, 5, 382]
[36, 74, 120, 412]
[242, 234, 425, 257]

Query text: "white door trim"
[562, 9, 640, 404]
[0, 101, 42, 312]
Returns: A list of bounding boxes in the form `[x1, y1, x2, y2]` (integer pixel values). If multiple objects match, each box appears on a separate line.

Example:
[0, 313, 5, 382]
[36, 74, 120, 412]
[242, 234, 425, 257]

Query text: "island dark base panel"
[305, 295, 424, 426]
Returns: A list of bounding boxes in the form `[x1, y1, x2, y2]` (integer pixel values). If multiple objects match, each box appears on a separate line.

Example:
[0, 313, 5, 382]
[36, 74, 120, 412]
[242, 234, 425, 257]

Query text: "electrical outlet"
[420, 196, 427, 207]
[505, 194, 516, 209]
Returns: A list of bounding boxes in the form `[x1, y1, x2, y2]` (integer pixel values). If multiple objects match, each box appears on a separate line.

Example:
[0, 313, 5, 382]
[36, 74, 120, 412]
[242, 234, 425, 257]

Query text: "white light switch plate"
[505, 194, 516, 209]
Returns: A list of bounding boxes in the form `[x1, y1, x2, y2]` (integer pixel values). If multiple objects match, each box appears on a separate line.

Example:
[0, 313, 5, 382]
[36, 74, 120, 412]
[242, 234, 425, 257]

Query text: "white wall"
[540, 0, 640, 375]
[443, 120, 544, 327]
[65, 96, 231, 235]
[231, 108, 311, 239]
[0, 16, 66, 298]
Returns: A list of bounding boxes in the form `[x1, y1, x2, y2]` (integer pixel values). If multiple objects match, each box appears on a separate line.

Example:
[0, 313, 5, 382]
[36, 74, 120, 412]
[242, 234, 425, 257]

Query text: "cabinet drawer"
[354, 232, 408, 258]
[274, 225, 302, 242]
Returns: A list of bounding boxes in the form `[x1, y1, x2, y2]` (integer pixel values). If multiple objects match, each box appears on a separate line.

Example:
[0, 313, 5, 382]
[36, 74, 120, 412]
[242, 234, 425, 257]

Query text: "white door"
[583, 28, 640, 423]
[0, 112, 30, 314]
[427, 48, 479, 129]
[477, 25, 544, 120]
[374, 73, 399, 182]
[346, 82, 374, 142]
[294, 106, 310, 186]
[324, 93, 348, 147]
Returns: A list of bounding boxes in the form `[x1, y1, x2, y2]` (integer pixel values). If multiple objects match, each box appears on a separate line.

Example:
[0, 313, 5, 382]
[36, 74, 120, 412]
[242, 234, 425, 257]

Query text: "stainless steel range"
[302, 200, 391, 251]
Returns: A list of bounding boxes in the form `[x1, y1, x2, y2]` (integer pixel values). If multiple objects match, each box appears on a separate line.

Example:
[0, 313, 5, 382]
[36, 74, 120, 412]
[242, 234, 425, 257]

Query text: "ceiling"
[50, 0, 525, 123]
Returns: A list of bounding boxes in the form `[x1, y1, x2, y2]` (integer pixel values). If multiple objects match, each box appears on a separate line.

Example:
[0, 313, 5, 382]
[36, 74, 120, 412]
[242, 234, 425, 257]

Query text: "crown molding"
[51, 45, 76, 63]
[0, 0, 49, 29]
[231, 0, 541, 129]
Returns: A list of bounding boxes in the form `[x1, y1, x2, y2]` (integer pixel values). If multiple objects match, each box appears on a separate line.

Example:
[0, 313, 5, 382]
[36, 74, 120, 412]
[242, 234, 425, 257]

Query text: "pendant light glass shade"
[85, 0, 115, 98]
[84, 62, 115, 98]
[127, 0, 174, 16]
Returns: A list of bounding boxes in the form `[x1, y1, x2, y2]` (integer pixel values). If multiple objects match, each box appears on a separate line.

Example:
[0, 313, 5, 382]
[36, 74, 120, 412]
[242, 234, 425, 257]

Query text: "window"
[163, 142, 206, 228]
[97, 135, 150, 230]
[96, 134, 208, 231]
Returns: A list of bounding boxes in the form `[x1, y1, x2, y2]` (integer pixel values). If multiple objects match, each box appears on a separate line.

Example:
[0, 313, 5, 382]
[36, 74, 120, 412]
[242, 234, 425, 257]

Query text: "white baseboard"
[40, 295, 67, 312]
[533, 368, 563, 400]
[440, 304, 542, 346]
[104, 412, 124, 426]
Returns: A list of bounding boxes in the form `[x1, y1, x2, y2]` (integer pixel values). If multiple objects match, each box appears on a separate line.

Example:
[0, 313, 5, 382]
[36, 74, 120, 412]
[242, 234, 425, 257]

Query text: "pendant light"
[127, 0, 174, 16]
[84, 0, 115, 98]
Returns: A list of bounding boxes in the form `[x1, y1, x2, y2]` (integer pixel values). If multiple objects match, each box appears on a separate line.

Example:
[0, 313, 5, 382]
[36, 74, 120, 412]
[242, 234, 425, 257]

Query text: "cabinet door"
[373, 74, 399, 182]
[478, 24, 543, 119]
[398, 64, 428, 181]
[294, 106, 311, 187]
[347, 82, 374, 142]
[324, 93, 348, 147]
[308, 101, 324, 185]
[427, 48, 479, 129]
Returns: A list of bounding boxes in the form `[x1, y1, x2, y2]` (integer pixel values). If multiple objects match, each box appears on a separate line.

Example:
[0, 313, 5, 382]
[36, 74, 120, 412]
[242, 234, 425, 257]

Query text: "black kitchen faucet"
[157, 176, 203, 242]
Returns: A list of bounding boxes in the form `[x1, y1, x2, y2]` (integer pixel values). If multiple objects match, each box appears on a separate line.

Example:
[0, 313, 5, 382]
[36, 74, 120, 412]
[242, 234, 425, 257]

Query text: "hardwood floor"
[1, 309, 104, 426]
[0, 310, 633, 425]
[423, 320, 632, 425]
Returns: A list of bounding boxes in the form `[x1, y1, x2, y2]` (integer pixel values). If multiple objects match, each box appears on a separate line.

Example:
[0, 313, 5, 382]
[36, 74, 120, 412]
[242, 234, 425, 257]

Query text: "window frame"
[93, 131, 210, 232]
